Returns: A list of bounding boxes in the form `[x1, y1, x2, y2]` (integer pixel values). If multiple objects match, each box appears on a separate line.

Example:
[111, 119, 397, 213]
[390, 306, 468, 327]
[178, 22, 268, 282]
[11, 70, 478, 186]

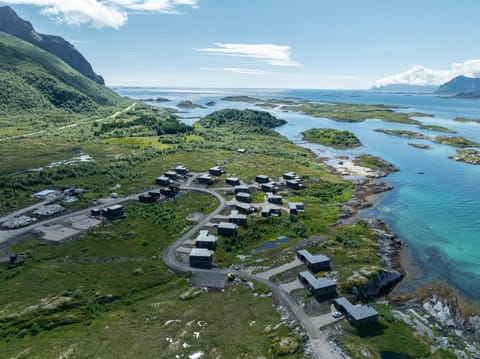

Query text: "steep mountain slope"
[0, 6, 104, 85]
[0, 32, 121, 116]
[436, 75, 480, 97]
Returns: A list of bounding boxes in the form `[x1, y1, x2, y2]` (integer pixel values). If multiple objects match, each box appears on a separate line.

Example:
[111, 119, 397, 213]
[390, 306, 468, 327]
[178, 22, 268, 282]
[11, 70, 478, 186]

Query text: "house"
[255, 174, 270, 184]
[266, 192, 283, 205]
[160, 186, 179, 197]
[283, 172, 298, 180]
[235, 192, 252, 203]
[197, 173, 214, 185]
[195, 230, 218, 250]
[297, 249, 330, 272]
[90, 208, 101, 217]
[208, 166, 223, 176]
[286, 179, 303, 190]
[237, 148, 246, 154]
[174, 165, 189, 175]
[102, 205, 125, 220]
[156, 176, 171, 186]
[226, 177, 240, 186]
[189, 248, 213, 269]
[261, 182, 277, 193]
[164, 171, 177, 179]
[333, 297, 378, 327]
[229, 210, 247, 225]
[289, 202, 305, 215]
[235, 203, 253, 213]
[217, 222, 237, 236]
[261, 205, 281, 217]
[139, 194, 155, 204]
[298, 271, 337, 297]
[234, 185, 250, 194]
[148, 190, 161, 199]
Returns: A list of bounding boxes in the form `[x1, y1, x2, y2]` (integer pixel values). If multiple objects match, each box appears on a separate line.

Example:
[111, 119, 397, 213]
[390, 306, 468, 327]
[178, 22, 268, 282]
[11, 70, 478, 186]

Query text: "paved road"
[161, 187, 343, 359]
[0, 182, 342, 358]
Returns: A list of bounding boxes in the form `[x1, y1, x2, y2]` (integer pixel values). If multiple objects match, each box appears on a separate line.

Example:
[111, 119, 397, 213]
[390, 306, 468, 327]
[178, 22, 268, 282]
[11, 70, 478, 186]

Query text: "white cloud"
[375, 59, 480, 88]
[200, 67, 274, 75]
[197, 43, 302, 67]
[0, 0, 197, 28]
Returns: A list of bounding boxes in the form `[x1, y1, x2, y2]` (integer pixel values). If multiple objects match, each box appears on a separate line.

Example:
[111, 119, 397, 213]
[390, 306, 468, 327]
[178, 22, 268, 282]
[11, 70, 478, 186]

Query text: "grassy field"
[0, 192, 304, 358]
[339, 304, 457, 359]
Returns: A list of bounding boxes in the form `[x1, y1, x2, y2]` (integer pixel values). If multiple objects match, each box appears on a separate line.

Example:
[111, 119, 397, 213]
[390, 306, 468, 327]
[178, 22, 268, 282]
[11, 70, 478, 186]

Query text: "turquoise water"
[114, 87, 480, 299]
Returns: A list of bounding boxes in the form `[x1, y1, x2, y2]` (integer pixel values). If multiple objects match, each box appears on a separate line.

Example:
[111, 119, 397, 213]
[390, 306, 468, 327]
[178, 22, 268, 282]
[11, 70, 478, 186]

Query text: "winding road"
[161, 186, 343, 359]
[0, 182, 342, 358]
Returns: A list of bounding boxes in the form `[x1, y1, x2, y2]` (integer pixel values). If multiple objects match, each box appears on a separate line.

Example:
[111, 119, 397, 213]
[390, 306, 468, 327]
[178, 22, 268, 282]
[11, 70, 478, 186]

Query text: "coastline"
[321, 153, 480, 356]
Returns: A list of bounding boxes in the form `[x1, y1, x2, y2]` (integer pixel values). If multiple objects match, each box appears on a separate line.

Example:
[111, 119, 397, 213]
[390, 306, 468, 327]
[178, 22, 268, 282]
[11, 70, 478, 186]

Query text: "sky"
[2, 0, 480, 89]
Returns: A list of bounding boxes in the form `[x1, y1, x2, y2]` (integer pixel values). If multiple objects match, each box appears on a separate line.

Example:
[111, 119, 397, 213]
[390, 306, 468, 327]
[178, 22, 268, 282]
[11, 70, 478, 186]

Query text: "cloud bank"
[197, 43, 302, 67]
[375, 59, 480, 87]
[0, 0, 197, 28]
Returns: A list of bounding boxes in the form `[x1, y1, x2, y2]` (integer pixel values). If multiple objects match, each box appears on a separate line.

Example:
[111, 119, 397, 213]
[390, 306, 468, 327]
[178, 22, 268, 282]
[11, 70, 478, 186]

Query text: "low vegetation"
[302, 128, 362, 148]
[450, 148, 480, 165]
[432, 136, 480, 148]
[353, 154, 396, 171]
[375, 128, 427, 139]
[453, 116, 480, 124]
[417, 124, 456, 133]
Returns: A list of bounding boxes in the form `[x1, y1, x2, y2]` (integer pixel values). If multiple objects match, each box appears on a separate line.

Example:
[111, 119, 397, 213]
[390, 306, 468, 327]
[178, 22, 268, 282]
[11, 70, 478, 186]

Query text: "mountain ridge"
[0, 32, 122, 116]
[436, 75, 480, 97]
[0, 6, 105, 85]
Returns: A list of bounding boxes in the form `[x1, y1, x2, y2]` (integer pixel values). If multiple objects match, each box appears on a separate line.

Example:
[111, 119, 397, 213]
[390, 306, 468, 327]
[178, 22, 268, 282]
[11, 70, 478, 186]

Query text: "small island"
[353, 154, 398, 173]
[375, 129, 427, 139]
[176, 100, 206, 109]
[453, 117, 480, 124]
[408, 143, 432, 150]
[417, 124, 457, 133]
[432, 136, 480, 148]
[450, 148, 480, 165]
[302, 128, 362, 149]
[205, 101, 216, 106]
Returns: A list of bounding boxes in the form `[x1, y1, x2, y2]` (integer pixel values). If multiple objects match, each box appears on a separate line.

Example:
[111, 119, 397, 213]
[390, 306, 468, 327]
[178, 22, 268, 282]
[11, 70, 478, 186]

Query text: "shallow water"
[114, 87, 480, 299]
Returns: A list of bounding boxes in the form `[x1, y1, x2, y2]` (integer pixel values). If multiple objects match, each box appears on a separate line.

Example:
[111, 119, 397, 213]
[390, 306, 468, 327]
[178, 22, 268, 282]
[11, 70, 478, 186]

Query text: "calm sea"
[114, 87, 480, 299]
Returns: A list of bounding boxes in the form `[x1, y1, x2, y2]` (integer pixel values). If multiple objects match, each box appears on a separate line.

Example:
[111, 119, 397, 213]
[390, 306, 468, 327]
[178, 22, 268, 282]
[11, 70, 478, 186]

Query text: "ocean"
[113, 87, 480, 300]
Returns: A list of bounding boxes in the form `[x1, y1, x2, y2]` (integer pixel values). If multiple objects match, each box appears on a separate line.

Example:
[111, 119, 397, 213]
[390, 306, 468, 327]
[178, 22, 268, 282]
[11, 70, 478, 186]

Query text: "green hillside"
[0, 32, 122, 117]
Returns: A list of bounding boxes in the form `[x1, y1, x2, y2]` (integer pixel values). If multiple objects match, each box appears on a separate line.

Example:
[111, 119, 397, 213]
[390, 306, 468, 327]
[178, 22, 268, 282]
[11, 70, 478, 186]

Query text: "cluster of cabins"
[233, 172, 305, 217]
[189, 230, 218, 269]
[297, 249, 378, 326]
[197, 166, 224, 185]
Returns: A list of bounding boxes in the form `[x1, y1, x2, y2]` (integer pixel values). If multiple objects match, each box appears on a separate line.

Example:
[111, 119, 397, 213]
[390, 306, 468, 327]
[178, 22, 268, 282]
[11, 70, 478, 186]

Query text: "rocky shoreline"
[327, 155, 480, 357]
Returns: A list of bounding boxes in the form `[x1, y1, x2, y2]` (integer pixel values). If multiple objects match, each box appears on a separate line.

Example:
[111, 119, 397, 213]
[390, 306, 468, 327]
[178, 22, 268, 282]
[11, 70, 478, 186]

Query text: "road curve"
[161, 186, 343, 359]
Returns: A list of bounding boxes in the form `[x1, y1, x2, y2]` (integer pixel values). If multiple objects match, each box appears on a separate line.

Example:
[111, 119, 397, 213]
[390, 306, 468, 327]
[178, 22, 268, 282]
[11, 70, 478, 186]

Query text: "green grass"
[284, 102, 429, 125]
[432, 136, 480, 148]
[375, 128, 427, 139]
[353, 154, 396, 171]
[0, 33, 124, 117]
[417, 124, 457, 133]
[302, 128, 362, 148]
[0, 191, 303, 358]
[340, 304, 457, 359]
[453, 116, 480, 124]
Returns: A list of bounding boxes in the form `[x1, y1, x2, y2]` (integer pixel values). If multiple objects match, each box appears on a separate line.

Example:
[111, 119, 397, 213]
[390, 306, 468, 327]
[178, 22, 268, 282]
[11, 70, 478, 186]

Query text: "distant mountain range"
[435, 76, 480, 98]
[370, 84, 438, 93]
[372, 76, 480, 98]
[0, 6, 104, 85]
[0, 6, 123, 117]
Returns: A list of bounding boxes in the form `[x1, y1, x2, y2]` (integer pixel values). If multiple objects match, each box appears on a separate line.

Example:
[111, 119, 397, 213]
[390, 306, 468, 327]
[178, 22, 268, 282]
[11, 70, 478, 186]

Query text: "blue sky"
[3, 0, 480, 89]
